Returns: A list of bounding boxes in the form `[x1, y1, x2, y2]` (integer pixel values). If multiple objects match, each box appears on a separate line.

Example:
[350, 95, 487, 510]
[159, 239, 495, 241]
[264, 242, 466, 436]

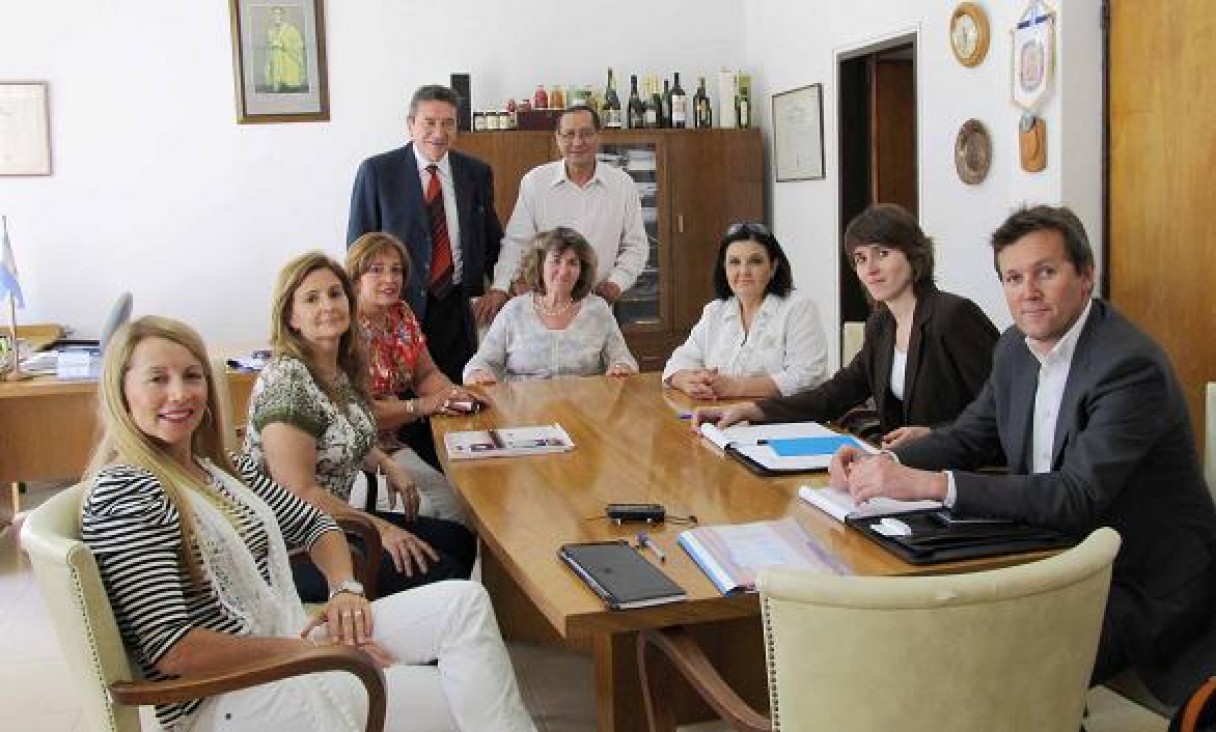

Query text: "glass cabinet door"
[596, 142, 660, 327]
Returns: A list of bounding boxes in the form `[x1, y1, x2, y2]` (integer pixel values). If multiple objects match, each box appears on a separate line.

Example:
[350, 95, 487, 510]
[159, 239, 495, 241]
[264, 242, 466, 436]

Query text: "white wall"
[0, 0, 746, 344]
[2, 0, 1103, 354]
[746, 0, 1104, 368]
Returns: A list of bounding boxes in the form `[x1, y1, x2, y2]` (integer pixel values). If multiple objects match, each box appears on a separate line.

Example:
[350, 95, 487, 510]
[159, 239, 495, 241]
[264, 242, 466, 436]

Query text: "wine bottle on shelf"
[693, 77, 712, 129]
[670, 72, 687, 129]
[645, 77, 661, 129]
[660, 78, 672, 128]
[627, 74, 645, 129]
[737, 88, 751, 128]
[603, 68, 623, 129]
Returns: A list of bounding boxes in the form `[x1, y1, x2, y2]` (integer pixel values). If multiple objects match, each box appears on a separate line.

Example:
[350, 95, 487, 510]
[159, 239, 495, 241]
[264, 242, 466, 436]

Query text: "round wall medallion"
[950, 2, 991, 67]
[954, 119, 992, 185]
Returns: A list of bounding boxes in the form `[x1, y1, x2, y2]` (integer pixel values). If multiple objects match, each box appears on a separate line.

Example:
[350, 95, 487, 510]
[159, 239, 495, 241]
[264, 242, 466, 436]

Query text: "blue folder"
[766, 435, 859, 457]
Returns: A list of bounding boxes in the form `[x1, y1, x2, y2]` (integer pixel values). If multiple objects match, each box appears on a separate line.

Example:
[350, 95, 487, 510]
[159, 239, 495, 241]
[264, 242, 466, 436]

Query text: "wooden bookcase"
[455, 128, 764, 371]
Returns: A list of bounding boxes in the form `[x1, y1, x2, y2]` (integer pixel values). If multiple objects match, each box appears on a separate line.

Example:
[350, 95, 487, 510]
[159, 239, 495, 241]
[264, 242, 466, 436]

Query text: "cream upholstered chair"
[20, 482, 387, 732]
[841, 321, 866, 366]
[1206, 382, 1215, 496]
[639, 527, 1121, 732]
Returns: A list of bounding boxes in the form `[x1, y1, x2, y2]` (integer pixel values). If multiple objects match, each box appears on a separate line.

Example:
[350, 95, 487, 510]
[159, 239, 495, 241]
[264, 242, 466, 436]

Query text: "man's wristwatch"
[327, 579, 365, 601]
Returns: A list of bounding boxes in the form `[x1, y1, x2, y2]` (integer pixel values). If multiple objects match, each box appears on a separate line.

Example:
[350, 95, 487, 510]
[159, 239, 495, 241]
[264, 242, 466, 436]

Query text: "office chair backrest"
[99, 292, 133, 352]
[841, 321, 865, 366]
[757, 527, 1121, 732]
[21, 482, 142, 732]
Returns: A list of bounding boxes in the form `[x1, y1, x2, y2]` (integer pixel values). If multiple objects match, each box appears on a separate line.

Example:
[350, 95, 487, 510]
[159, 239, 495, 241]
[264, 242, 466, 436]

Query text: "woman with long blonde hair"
[81, 315, 536, 732]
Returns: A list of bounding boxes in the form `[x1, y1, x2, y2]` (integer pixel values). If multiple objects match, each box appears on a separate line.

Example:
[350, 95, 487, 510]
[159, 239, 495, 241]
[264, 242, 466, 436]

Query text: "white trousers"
[349, 448, 470, 527]
[188, 581, 535, 732]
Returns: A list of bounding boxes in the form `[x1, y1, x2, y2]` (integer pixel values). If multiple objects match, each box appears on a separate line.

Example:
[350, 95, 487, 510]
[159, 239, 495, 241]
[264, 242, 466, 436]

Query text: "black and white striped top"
[81, 453, 338, 729]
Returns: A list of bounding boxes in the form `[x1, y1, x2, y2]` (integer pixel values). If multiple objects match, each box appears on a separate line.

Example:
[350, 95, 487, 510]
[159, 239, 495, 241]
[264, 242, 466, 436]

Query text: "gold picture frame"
[228, 0, 329, 124]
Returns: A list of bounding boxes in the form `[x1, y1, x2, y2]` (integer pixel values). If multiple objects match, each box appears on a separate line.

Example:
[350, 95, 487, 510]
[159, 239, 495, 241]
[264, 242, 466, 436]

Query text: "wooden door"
[870, 57, 917, 213]
[1109, 0, 1216, 442]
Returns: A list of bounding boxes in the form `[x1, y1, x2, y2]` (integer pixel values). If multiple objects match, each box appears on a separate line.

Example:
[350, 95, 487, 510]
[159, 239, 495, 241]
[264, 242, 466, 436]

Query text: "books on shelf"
[558, 540, 687, 610]
[798, 484, 942, 523]
[444, 423, 574, 460]
[677, 517, 849, 596]
[699, 420, 877, 475]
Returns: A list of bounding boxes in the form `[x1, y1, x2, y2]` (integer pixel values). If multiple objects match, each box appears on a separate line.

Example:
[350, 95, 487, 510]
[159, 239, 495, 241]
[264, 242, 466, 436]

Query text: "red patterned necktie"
[425, 164, 454, 297]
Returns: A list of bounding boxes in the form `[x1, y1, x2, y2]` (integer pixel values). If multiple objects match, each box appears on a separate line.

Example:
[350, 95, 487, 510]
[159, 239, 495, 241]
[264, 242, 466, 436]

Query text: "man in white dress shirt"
[472, 106, 648, 325]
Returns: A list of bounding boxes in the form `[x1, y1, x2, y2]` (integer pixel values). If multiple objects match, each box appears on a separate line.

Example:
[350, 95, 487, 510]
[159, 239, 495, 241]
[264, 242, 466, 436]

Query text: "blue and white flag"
[0, 216, 24, 308]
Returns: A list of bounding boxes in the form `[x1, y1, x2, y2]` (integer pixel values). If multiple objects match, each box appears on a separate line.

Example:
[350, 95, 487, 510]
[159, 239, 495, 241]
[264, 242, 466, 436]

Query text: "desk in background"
[0, 369, 257, 522]
[433, 373, 1042, 732]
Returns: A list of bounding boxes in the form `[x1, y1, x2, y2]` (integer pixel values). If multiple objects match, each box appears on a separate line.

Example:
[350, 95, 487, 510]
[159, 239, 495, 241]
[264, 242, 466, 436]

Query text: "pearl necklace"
[533, 293, 577, 317]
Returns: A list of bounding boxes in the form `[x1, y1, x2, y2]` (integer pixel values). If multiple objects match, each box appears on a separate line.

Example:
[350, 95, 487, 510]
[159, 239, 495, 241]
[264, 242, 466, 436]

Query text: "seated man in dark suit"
[830, 204, 1216, 702]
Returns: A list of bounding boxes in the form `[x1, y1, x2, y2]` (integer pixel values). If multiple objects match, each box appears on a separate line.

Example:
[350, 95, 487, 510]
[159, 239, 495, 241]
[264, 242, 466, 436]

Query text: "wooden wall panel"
[1110, 0, 1216, 443]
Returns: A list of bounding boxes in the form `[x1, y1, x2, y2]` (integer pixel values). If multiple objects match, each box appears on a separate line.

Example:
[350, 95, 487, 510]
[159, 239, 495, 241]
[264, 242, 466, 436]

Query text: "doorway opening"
[837, 36, 918, 357]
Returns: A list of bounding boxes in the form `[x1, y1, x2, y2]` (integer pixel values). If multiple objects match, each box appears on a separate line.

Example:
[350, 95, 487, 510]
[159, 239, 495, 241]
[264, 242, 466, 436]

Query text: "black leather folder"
[845, 509, 1077, 565]
[558, 541, 687, 610]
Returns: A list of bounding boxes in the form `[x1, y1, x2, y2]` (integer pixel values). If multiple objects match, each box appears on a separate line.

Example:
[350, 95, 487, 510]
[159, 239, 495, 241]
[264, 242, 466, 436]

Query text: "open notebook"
[699, 421, 877, 475]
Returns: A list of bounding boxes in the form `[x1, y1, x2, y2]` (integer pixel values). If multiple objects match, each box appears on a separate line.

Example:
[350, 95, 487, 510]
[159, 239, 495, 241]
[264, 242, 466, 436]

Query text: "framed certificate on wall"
[0, 82, 51, 176]
[772, 84, 825, 182]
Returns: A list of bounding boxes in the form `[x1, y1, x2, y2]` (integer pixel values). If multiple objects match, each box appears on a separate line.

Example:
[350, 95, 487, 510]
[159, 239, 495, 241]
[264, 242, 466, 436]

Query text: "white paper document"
[798, 484, 942, 523]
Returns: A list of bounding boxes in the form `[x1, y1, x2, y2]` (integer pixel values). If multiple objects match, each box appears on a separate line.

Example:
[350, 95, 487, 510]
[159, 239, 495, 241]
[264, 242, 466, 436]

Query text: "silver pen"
[636, 532, 667, 563]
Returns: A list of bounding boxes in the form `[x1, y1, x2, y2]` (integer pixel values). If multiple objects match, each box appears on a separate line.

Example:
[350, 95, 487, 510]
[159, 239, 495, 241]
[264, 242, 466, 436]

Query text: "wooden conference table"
[434, 373, 1037, 732]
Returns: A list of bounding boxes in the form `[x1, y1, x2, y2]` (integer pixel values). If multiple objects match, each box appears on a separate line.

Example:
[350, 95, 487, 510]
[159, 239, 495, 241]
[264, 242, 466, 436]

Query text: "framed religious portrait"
[0, 82, 52, 175]
[772, 84, 825, 182]
[228, 0, 329, 123]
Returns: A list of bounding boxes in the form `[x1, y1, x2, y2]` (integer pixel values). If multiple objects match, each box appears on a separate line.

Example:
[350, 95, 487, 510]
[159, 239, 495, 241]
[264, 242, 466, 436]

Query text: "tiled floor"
[0, 483, 1169, 732]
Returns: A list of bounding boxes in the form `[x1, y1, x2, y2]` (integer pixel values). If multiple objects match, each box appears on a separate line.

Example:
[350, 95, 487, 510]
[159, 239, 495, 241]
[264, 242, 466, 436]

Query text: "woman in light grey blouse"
[464, 228, 638, 384]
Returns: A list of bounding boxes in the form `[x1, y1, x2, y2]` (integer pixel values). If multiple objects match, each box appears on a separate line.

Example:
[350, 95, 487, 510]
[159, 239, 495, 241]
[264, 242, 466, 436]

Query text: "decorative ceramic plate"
[954, 119, 992, 185]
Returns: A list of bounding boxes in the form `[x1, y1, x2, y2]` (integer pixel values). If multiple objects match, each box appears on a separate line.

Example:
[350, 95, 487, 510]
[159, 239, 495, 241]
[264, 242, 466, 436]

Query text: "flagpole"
[1, 215, 30, 382]
[4, 292, 29, 382]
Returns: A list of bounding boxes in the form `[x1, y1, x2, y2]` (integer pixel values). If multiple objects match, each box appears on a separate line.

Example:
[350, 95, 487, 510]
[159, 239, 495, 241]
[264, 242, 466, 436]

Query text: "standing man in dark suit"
[831, 205, 1216, 702]
[348, 84, 503, 383]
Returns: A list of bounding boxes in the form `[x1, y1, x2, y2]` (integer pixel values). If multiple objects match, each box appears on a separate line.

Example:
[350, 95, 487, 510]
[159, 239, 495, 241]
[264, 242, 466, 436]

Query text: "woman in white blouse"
[464, 227, 638, 384]
[663, 222, 828, 398]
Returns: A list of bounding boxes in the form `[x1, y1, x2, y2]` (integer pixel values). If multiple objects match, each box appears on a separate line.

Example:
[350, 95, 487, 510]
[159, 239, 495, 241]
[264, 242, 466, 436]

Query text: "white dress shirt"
[493, 160, 648, 293]
[411, 147, 464, 284]
[1029, 300, 1092, 473]
[890, 348, 908, 401]
[662, 291, 829, 396]
[943, 300, 1093, 506]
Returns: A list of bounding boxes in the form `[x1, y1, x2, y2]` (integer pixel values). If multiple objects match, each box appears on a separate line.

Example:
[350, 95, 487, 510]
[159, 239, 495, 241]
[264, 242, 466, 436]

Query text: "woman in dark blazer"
[695, 204, 998, 447]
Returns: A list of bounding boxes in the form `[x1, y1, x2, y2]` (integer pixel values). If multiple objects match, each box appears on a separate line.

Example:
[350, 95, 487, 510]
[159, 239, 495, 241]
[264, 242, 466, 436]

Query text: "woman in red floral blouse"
[346, 232, 484, 525]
